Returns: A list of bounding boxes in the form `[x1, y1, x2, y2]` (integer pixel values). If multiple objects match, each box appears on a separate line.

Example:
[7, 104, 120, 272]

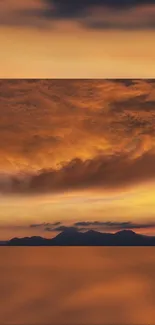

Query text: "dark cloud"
[75, 221, 106, 227]
[85, 21, 155, 30]
[74, 221, 155, 230]
[1, 150, 155, 195]
[48, 0, 155, 17]
[51, 222, 61, 226]
[18, 151, 155, 193]
[28, 220, 155, 234]
[113, 96, 155, 112]
[111, 79, 136, 87]
[30, 222, 61, 228]
[2, 0, 155, 30]
[43, 0, 155, 30]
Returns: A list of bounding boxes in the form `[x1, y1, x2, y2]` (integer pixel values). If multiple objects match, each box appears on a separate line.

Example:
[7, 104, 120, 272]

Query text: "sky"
[1, 79, 155, 239]
[1, 0, 155, 77]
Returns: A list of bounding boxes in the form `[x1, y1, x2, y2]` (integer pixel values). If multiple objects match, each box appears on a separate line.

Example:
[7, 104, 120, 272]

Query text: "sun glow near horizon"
[0, 181, 155, 239]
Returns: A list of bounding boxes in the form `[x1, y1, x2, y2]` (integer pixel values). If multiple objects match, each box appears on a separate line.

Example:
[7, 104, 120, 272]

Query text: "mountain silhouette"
[2, 229, 155, 246]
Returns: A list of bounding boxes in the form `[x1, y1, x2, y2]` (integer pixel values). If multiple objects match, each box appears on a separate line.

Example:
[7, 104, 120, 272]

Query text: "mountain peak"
[115, 229, 137, 236]
[3, 229, 155, 246]
[85, 229, 99, 235]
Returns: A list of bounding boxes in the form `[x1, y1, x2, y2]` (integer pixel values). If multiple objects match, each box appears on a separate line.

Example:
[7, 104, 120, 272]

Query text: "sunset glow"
[0, 79, 155, 239]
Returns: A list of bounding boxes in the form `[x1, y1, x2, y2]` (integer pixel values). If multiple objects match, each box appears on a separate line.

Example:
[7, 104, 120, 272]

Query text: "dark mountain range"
[2, 229, 155, 246]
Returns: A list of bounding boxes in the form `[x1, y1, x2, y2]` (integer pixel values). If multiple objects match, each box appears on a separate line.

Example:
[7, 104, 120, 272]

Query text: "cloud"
[0, 0, 49, 28]
[1, 79, 155, 174]
[0, 79, 155, 195]
[46, 0, 155, 19]
[30, 221, 61, 228]
[74, 221, 155, 231]
[81, 4, 155, 30]
[1, 149, 155, 195]
[27, 220, 155, 234]
[1, 0, 155, 29]
[29, 224, 81, 233]
[16, 150, 155, 193]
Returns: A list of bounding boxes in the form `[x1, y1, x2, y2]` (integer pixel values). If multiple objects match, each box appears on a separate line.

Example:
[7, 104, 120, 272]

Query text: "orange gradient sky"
[1, 27, 155, 78]
[0, 79, 155, 239]
[1, 0, 155, 77]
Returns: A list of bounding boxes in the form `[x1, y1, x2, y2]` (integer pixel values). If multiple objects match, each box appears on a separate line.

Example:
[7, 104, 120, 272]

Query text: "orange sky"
[1, 27, 155, 78]
[0, 79, 155, 239]
[1, 0, 155, 77]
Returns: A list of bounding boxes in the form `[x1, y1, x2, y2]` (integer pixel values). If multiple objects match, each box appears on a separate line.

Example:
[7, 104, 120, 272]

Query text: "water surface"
[0, 247, 155, 324]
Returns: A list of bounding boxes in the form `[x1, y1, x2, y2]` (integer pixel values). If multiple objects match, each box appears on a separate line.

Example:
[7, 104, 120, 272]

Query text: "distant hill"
[2, 229, 155, 246]
[0, 240, 7, 245]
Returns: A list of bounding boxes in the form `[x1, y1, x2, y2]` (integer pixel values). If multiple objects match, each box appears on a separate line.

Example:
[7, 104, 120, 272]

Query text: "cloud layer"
[1, 0, 155, 29]
[29, 220, 155, 234]
[49, 0, 155, 30]
[1, 150, 155, 195]
[0, 79, 155, 195]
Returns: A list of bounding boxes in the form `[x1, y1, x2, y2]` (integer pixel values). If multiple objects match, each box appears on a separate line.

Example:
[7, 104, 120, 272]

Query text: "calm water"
[0, 247, 155, 325]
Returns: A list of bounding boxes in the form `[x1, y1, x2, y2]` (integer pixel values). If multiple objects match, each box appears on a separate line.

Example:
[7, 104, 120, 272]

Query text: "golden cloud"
[0, 79, 155, 194]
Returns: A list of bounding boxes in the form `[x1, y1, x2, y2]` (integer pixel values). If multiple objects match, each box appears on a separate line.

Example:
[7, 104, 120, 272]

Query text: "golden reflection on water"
[0, 247, 155, 324]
